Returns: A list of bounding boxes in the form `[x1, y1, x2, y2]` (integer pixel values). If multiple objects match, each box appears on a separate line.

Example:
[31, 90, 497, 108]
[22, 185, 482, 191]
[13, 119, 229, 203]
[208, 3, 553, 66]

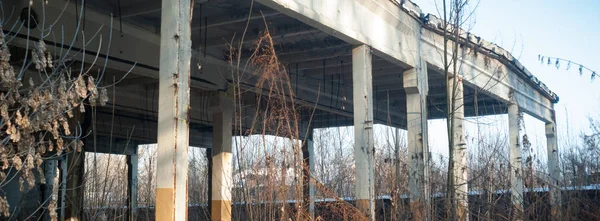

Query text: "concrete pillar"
[302, 130, 315, 219]
[508, 103, 523, 219]
[448, 76, 468, 220]
[43, 159, 58, 221]
[59, 157, 67, 221]
[65, 149, 84, 220]
[65, 109, 86, 221]
[394, 128, 401, 186]
[210, 91, 233, 221]
[545, 120, 561, 220]
[403, 64, 429, 220]
[352, 44, 375, 220]
[155, 0, 192, 219]
[207, 147, 213, 216]
[127, 143, 138, 221]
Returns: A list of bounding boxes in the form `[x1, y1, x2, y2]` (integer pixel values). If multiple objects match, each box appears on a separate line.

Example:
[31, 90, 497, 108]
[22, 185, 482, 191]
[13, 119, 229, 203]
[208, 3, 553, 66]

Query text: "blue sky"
[413, 0, 600, 157]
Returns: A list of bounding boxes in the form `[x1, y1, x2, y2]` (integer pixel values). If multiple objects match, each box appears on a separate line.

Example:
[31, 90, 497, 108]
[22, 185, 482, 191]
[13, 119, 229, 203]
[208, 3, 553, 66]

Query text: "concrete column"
[545, 120, 561, 220]
[394, 128, 401, 186]
[155, 0, 192, 219]
[210, 91, 233, 221]
[352, 44, 375, 220]
[302, 130, 315, 219]
[207, 147, 213, 216]
[65, 110, 86, 221]
[127, 143, 138, 221]
[59, 157, 67, 221]
[448, 76, 468, 220]
[403, 65, 429, 220]
[508, 103, 523, 219]
[65, 149, 84, 220]
[43, 159, 58, 221]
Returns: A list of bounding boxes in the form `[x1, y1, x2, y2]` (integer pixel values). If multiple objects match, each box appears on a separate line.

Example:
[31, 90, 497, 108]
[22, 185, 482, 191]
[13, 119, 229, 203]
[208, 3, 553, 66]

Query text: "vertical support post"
[211, 91, 233, 221]
[403, 62, 429, 220]
[65, 110, 86, 221]
[545, 119, 561, 220]
[59, 156, 67, 221]
[508, 103, 523, 219]
[302, 129, 315, 219]
[155, 0, 192, 219]
[352, 44, 375, 220]
[392, 127, 402, 221]
[207, 147, 213, 217]
[127, 143, 139, 221]
[65, 149, 85, 220]
[448, 76, 468, 220]
[43, 159, 58, 221]
[394, 128, 401, 187]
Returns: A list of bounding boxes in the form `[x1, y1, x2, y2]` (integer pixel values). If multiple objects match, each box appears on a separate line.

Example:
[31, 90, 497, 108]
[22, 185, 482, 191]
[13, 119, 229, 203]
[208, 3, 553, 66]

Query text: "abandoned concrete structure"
[2, 0, 561, 220]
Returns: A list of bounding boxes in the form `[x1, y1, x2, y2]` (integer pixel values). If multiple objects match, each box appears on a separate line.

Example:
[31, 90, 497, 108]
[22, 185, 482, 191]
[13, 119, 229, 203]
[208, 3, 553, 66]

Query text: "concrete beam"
[3, 0, 228, 91]
[448, 76, 468, 220]
[119, 3, 161, 19]
[545, 119, 562, 220]
[304, 65, 401, 78]
[120, 0, 208, 19]
[278, 45, 353, 64]
[352, 45, 375, 220]
[508, 103, 524, 219]
[301, 60, 398, 76]
[205, 25, 318, 49]
[90, 108, 213, 149]
[421, 29, 555, 123]
[210, 91, 234, 221]
[193, 11, 280, 31]
[155, 0, 192, 219]
[251, 0, 557, 124]
[255, 0, 419, 68]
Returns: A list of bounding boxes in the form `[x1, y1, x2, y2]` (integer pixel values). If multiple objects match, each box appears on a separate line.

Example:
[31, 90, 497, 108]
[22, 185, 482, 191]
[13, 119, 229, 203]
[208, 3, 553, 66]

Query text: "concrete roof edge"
[391, 0, 559, 104]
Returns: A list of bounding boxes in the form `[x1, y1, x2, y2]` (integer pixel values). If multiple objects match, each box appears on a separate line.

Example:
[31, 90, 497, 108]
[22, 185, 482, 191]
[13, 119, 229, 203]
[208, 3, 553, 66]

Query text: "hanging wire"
[117, 0, 123, 37]
[82, 0, 87, 31]
[204, 17, 208, 58]
[341, 60, 346, 110]
[538, 55, 597, 82]
[199, 4, 202, 50]
[330, 68, 334, 108]
[336, 60, 342, 108]
[198, 4, 203, 75]
[75, 0, 79, 28]
[83, 0, 86, 31]
[322, 60, 326, 92]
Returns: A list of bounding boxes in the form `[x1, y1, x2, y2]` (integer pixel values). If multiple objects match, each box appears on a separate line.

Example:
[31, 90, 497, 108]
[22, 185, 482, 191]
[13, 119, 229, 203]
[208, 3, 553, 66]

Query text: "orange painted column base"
[211, 200, 232, 221]
[156, 188, 174, 220]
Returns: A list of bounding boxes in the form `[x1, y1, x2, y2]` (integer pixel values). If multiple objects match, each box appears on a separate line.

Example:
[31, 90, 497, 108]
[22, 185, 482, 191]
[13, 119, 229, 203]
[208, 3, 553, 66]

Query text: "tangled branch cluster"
[0, 27, 107, 218]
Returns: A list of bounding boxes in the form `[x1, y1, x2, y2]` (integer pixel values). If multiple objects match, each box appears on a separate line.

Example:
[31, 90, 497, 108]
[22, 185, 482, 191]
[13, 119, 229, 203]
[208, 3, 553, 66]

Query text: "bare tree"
[438, 0, 480, 219]
[0, 0, 113, 219]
